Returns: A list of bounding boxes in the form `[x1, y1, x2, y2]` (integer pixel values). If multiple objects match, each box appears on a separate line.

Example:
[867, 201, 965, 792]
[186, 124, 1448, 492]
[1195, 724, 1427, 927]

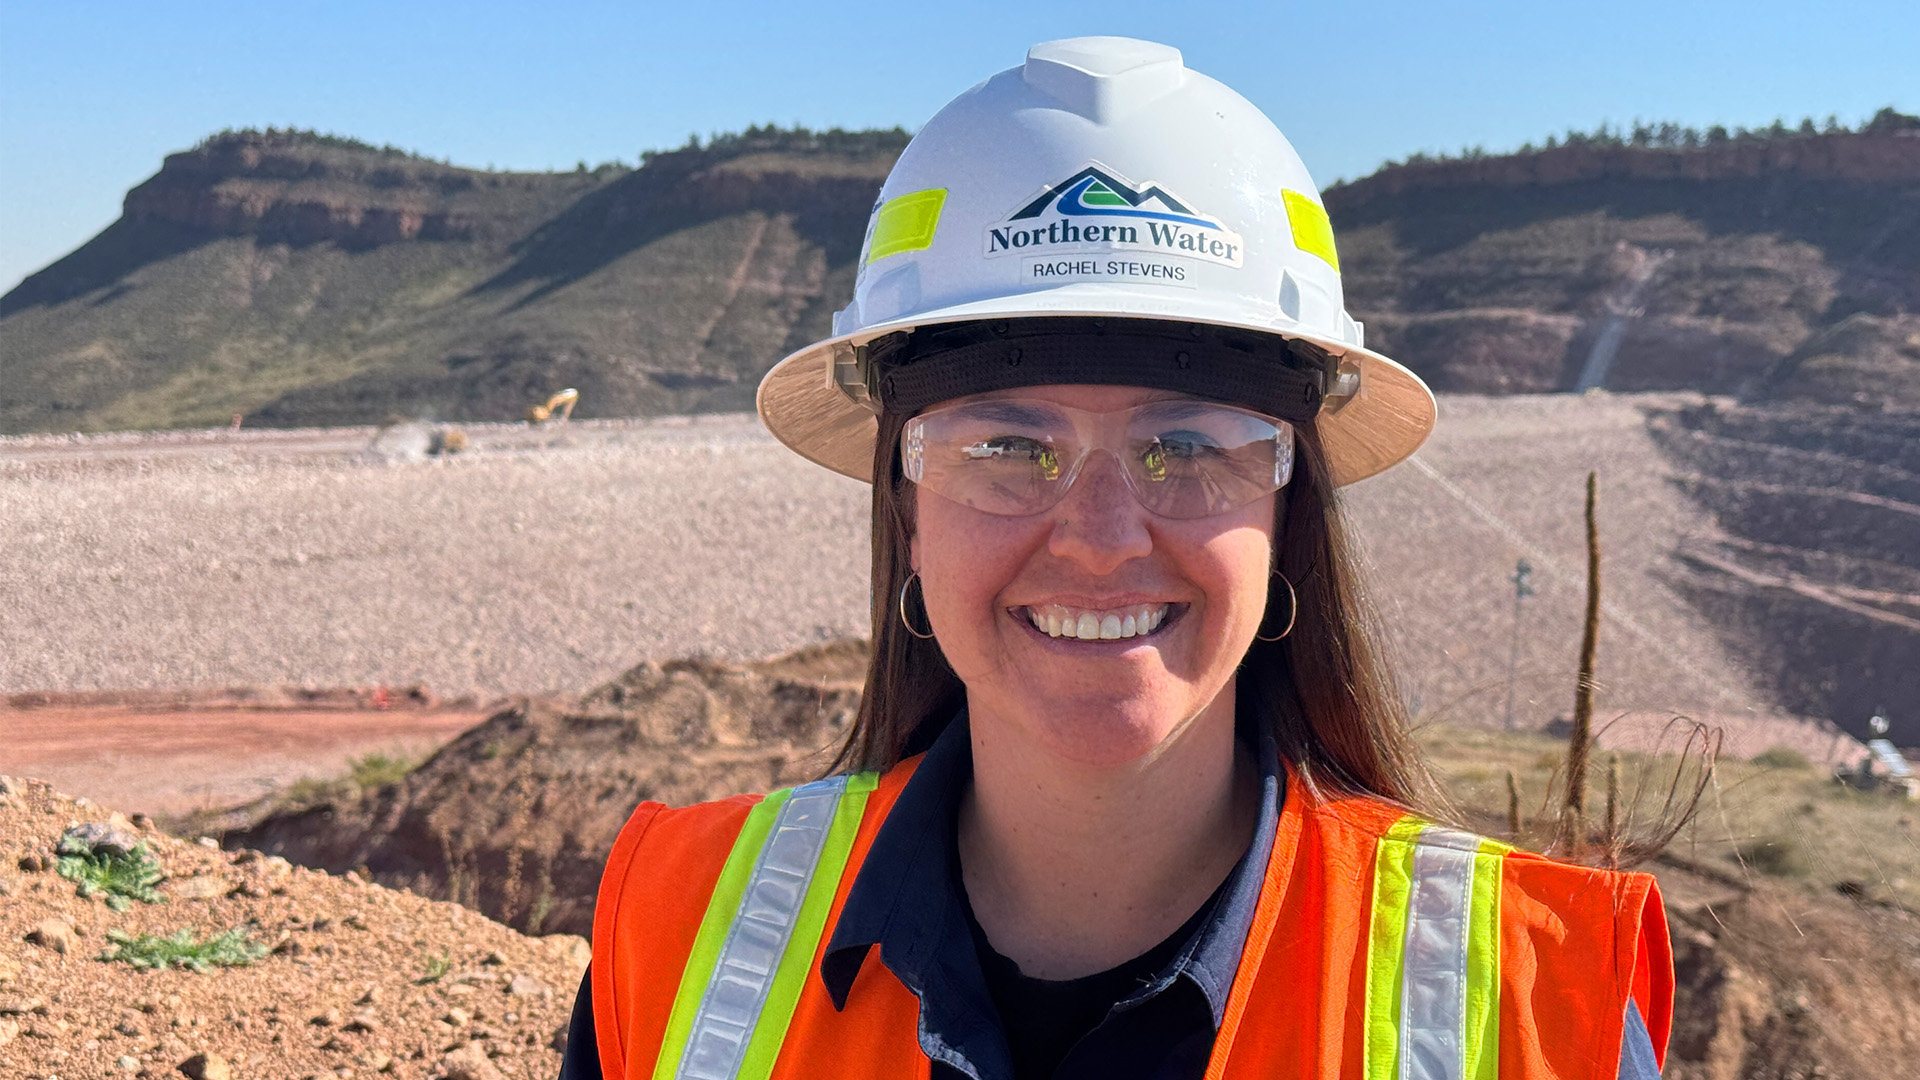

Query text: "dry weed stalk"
[1506, 770, 1524, 839]
[1558, 471, 1601, 858]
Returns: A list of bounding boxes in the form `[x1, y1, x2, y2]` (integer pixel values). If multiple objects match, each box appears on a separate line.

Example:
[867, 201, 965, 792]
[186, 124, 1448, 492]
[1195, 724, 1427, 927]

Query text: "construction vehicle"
[526, 388, 579, 424]
[427, 427, 468, 455]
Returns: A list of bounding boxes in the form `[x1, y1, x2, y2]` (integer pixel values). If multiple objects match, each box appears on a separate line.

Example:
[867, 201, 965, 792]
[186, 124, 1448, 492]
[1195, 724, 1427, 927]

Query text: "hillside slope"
[1329, 123, 1920, 403]
[0, 128, 901, 434]
[1648, 400, 1920, 741]
[5, 121, 1919, 435]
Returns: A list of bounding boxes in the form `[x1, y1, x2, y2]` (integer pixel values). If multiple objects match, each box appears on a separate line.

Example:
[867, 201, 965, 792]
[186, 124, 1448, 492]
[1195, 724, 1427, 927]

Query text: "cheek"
[913, 497, 1040, 643]
[1184, 508, 1277, 628]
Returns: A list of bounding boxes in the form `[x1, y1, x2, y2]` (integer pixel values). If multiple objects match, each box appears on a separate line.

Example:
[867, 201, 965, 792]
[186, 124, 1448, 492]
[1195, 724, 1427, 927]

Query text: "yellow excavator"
[526, 388, 579, 424]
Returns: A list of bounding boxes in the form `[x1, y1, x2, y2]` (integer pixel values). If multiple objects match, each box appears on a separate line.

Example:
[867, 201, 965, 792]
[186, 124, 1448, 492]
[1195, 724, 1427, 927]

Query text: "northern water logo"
[985, 165, 1244, 269]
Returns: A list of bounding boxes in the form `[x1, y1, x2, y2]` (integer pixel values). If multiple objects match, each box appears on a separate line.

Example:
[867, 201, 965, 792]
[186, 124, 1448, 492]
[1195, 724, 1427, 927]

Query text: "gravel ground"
[1350, 392, 1778, 727]
[1, 398, 1805, 732]
[1, 416, 871, 698]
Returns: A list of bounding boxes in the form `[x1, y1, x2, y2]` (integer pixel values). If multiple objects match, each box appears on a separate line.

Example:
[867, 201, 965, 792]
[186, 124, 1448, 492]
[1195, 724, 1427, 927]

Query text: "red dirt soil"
[0, 695, 487, 820]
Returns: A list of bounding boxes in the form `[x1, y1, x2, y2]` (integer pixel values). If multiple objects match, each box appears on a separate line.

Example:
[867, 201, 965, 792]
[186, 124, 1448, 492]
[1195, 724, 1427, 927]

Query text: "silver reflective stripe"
[676, 776, 849, 1080]
[1399, 826, 1479, 1080]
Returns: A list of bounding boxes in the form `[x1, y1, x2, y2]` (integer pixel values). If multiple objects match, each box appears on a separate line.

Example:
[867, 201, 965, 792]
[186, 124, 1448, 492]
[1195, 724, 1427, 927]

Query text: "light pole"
[1505, 558, 1534, 730]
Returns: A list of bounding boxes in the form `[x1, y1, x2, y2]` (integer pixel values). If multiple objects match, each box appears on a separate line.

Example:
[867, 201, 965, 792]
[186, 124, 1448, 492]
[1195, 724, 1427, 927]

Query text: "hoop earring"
[897, 572, 936, 640]
[1255, 572, 1297, 642]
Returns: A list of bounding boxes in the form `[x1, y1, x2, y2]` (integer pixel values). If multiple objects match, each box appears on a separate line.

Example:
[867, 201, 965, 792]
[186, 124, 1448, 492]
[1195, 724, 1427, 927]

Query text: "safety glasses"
[901, 396, 1294, 519]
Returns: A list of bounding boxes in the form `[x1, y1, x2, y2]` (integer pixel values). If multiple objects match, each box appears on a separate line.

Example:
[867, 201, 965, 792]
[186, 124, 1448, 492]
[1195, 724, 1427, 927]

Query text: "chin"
[1011, 684, 1199, 768]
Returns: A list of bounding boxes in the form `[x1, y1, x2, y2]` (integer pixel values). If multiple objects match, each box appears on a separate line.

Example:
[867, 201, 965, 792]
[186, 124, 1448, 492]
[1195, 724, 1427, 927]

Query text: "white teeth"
[1025, 603, 1172, 641]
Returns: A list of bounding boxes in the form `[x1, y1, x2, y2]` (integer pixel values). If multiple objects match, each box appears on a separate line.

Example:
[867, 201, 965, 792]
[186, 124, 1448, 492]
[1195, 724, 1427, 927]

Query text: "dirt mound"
[217, 640, 868, 938]
[1663, 884, 1920, 1078]
[0, 774, 588, 1080]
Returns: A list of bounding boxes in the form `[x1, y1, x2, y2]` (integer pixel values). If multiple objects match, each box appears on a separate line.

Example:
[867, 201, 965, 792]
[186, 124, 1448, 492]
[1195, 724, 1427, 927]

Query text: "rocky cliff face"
[113, 131, 891, 253]
[120, 133, 523, 247]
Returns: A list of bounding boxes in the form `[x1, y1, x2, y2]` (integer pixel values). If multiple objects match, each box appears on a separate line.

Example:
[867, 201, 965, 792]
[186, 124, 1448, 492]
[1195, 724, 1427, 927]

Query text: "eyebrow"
[954, 401, 1066, 426]
[1138, 399, 1216, 422]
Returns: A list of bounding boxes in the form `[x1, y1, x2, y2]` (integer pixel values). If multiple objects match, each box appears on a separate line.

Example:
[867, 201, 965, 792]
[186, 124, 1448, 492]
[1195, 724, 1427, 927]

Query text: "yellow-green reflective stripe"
[1463, 837, 1509, 1080]
[866, 188, 947, 264]
[1366, 819, 1510, 1080]
[1282, 188, 1340, 272]
[1363, 816, 1427, 1080]
[734, 772, 879, 1080]
[677, 778, 852, 1079]
[651, 788, 792, 1080]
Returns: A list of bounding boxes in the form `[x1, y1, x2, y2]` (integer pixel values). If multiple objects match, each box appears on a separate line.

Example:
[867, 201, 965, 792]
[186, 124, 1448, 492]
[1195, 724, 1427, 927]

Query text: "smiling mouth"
[1019, 603, 1177, 641]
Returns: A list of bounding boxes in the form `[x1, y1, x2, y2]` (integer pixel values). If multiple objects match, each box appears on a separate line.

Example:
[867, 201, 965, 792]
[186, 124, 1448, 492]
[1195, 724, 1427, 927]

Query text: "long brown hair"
[831, 399, 1453, 820]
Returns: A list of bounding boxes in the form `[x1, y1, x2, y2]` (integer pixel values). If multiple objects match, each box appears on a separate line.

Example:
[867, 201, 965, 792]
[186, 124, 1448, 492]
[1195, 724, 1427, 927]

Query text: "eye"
[1139, 432, 1220, 482]
[963, 436, 1061, 481]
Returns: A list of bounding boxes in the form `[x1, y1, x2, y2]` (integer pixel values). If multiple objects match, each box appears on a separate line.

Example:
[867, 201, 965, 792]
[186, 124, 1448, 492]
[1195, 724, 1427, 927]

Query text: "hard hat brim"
[756, 285, 1436, 488]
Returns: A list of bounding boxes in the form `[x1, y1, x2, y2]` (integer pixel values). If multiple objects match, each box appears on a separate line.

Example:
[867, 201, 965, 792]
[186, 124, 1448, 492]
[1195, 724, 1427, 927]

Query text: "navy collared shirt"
[556, 712, 1663, 1079]
[817, 711, 1281, 1079]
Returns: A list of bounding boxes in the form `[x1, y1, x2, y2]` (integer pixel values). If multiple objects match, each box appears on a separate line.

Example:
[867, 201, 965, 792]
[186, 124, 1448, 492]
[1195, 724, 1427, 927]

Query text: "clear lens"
[1123, 399, 1293, 518]
[903, 397, 1293, 519]
[905, 400, 1076, 516]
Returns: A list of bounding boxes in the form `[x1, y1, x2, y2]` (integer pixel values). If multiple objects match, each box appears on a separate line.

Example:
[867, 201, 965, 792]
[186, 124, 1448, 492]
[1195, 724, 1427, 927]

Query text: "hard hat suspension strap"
[865, 317, 1336, 423]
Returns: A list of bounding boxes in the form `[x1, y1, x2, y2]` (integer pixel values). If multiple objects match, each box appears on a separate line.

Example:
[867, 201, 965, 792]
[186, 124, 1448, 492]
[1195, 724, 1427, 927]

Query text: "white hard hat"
[756, 36, 1435, 486]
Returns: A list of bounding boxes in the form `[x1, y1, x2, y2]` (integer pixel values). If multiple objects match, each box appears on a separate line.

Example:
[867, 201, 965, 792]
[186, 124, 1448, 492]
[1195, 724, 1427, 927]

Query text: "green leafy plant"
[416, 946, 454, 984]
[279, 751, 416, 810]
[282, 775, 347, 807]
[348, 751, 415, 788]
[99, 927, 268, 972]
[57, 839, 165, 912]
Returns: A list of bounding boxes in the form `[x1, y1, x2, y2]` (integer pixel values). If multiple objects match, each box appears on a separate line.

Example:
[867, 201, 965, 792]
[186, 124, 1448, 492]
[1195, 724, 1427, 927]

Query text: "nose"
[1048, 450, 1153, 574]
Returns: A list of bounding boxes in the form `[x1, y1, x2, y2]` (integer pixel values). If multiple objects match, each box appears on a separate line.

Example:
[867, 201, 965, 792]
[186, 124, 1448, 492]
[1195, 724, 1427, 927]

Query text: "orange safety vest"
[592, 755, 1673, 1080]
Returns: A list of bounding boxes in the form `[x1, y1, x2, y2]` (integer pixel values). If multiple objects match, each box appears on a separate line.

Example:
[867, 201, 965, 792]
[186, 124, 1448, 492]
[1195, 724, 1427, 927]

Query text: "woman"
[560, 37, 1671, 1080]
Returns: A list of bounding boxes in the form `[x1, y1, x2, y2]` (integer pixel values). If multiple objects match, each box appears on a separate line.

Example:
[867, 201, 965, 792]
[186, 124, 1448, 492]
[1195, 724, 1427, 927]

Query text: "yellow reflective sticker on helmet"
[1282, 189, 1339, 272]
[866, 188, 948, 264]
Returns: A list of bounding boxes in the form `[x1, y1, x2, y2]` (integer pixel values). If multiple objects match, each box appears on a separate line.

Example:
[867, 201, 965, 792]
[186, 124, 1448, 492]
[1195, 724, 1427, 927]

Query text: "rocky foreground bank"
[0, 775, 587, 1080]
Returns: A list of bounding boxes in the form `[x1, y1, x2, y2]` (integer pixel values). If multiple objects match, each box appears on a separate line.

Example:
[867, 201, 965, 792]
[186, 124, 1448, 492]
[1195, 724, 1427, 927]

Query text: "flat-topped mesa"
[119, 130, 566, 247]
[116, 128, 904, 251]
[1327, 127, 1920, 210]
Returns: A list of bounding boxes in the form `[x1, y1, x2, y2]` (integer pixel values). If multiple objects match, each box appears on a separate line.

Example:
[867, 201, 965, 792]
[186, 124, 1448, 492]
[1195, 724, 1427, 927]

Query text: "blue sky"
[2, 0, 1914, 293]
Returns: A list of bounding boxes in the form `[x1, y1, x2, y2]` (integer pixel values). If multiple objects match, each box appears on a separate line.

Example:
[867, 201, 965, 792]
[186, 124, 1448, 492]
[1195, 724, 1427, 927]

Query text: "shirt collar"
[820, 707, 1284, 1032]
